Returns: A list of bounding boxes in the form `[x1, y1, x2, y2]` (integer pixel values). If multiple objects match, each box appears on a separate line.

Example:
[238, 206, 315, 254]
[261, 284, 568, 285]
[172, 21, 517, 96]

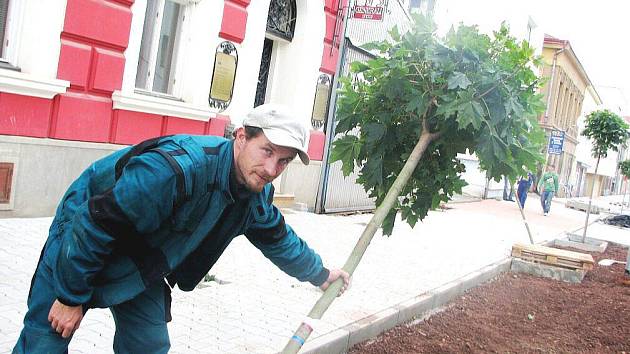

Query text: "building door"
[254, 0, 296, 107]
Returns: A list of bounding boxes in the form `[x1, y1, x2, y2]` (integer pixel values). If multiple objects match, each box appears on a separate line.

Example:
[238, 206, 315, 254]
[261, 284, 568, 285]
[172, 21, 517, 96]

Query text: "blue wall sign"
[548, 130, 565, 155]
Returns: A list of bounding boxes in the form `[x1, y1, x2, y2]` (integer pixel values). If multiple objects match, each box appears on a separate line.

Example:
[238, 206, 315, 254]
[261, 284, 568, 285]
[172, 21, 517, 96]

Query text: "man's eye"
[263, 148, 272, 156]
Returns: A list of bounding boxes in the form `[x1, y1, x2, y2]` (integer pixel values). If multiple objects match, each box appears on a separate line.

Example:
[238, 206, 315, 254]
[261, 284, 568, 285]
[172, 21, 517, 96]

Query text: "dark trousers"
[541, 191, 554, 213]
[517, 184, 529, 208]
[13, 261, 171, 354]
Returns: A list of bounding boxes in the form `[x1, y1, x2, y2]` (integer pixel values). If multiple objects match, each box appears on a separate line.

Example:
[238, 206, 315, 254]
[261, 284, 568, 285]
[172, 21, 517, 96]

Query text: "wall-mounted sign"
[209, 41, 238, 112]
[548, 129, 565, 155]
[353, 0, 386, 21]
[311, 74, 331, 130]
[210, 53, 236, 102]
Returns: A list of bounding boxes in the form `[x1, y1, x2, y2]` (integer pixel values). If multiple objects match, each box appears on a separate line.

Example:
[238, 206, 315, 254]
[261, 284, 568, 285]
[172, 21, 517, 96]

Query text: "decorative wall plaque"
[311, 74, 331, 129]
[209, 41, 238, 111]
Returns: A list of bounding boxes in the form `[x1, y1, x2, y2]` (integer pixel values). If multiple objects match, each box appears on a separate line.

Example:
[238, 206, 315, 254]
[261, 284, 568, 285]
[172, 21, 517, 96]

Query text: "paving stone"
[1, 196, 629, 353]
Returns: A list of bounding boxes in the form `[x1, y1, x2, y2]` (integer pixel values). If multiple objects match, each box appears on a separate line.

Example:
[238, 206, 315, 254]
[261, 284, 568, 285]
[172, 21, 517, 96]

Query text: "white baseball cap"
[242, 104, 311, 165]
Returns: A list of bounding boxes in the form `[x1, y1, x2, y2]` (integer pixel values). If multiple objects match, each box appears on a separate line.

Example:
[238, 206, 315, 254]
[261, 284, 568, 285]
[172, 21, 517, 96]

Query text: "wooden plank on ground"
[511, 243, 594, 270]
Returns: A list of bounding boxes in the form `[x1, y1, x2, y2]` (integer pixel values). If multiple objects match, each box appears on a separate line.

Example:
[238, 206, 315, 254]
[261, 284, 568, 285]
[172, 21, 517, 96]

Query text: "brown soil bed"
[350, 244, 630, 353]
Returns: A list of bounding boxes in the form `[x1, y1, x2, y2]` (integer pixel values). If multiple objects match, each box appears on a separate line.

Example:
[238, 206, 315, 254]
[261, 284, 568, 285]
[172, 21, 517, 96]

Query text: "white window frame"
[1, 0, 24, 66]
[0, 0, 68, 99]
[115, 0, 223, 121]
[135, 0, 185, 96]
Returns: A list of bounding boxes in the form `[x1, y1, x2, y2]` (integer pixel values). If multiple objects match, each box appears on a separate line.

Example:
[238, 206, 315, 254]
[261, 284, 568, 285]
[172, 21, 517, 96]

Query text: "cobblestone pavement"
[1, 195, 628, 353]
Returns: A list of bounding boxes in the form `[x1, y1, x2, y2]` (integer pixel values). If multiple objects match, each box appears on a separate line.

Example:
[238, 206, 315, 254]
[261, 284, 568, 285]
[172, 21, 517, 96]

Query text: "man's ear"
[234, 127, 246, 145]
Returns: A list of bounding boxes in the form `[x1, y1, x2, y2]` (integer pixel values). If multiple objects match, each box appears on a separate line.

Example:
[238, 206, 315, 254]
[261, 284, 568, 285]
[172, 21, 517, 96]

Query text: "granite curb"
[298, 257, 512, 354]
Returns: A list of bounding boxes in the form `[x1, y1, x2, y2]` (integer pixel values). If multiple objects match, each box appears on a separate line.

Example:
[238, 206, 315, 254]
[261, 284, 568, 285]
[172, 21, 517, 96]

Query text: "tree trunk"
[513, 177, 535, 244]
[281, 131, 436, 354]
[581, 157, 600, 243]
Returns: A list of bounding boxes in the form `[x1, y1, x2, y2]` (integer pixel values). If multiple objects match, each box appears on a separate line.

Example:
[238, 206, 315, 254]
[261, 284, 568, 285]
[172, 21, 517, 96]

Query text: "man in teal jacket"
[538, 165, 559, 216]
[13, 104, 350, 353]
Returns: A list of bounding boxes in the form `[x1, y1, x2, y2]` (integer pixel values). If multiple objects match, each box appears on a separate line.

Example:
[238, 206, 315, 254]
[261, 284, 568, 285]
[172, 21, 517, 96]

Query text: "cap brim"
[263, 129, 310, 165]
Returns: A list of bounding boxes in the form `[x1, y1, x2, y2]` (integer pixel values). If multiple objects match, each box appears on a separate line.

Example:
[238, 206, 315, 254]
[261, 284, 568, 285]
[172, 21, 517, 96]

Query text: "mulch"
[350, 244, 630, 353]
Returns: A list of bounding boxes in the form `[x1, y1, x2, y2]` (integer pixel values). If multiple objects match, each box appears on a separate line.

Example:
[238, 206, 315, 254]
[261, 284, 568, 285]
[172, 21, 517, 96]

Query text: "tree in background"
[580, 109, 629, 242]
[283, 14, 545, 353]
[618, 160, 630, 214]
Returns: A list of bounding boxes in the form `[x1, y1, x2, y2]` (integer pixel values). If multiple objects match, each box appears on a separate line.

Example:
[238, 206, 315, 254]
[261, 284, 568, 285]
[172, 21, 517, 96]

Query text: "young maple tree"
[283, 15, 545, 353]
[331, 16, 545, 235]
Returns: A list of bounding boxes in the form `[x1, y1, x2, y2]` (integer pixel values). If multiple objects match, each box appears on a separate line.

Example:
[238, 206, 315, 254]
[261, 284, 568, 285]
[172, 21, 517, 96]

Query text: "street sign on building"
[548, 129, 565, 155]
[353, 0, 386, 21]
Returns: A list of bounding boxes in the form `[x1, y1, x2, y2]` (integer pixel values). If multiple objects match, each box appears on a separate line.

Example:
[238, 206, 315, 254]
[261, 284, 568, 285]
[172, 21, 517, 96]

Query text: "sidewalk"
[1, 195, 629, 353]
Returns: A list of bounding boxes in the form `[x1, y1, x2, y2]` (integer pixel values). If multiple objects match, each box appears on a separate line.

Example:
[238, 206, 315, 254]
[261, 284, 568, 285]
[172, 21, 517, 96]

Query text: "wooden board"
[511, 243, 594, 270]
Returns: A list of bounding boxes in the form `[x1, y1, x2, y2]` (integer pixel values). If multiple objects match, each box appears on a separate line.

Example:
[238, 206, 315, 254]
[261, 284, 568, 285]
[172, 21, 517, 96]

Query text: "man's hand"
[319, 269, 351, 296]
[48, 300, 83, 338]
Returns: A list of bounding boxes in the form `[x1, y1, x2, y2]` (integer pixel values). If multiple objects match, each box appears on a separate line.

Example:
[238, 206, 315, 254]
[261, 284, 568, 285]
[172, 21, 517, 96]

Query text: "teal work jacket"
[42, 135, 328, 308]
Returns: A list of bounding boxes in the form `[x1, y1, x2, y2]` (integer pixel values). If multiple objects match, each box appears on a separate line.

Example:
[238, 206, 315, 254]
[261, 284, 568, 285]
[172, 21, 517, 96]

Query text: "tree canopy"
[582, 109, 629, 159]
[619, 160, 630, 179]
[330, 15, 546, 235]
[619, 160, 630, 178]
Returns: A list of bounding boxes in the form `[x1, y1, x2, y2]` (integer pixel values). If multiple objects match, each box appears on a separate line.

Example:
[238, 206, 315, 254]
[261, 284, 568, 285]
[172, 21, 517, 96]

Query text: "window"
[267, 0, 296, 41]
[135, 0, 183, 95]
[1, 0, 11, 61]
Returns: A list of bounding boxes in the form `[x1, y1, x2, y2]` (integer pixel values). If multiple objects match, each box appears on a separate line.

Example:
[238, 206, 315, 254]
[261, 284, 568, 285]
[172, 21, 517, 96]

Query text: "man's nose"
[264, 159, 280, 178]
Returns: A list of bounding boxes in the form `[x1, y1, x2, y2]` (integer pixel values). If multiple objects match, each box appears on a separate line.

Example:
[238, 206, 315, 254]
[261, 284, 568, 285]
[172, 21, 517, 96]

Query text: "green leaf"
[330, 136, 361, 176]
[350, 61, 370, 73]
[435, 101, 457, 118]
[364, 123, 386, 143]
[405, 95, 428, 116]
[447, 72, 472, 90]
[390, 25, 401, 42]
[455, 101, 483, 130]
[382, 208, 397, 236]
[362, 155, 384, 188]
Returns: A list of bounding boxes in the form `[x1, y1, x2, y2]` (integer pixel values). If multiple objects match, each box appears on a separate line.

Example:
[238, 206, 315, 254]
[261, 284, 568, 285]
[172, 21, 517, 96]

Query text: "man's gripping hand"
[318, 269, 350, 296]
[48, 299, 83, 338]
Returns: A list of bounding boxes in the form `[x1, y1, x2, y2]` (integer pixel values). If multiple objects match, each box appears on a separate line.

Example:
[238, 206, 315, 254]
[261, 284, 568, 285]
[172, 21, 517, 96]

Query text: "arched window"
[266, 0, 296, 41]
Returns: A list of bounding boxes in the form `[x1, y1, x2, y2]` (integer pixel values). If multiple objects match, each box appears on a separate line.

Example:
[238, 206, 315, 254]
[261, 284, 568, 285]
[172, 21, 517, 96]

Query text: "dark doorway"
[254, 38, 273, 107]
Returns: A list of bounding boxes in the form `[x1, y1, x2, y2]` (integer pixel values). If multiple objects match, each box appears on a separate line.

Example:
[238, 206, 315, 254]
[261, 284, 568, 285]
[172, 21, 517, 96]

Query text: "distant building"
[538, 34, 599, 197]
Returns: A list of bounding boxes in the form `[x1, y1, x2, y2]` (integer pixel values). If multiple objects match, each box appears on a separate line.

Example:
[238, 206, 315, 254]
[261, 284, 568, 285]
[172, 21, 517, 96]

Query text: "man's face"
[233, 128, 297, 193]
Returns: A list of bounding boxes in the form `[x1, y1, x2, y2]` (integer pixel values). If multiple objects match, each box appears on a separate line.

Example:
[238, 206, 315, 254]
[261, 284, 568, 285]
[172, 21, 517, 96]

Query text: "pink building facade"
[0, 0, 347, 216]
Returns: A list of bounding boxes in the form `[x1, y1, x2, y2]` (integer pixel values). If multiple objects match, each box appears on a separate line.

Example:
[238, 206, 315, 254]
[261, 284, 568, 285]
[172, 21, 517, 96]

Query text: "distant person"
[538, 165, 559, 216]
[13, 104, 350, 353]
[516, 172, 534, 208]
